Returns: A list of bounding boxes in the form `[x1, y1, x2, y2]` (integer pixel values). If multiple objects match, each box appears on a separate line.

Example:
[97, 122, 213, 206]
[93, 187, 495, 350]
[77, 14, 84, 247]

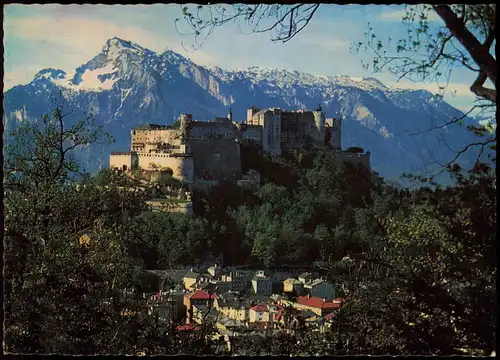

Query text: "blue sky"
[4, 4, 481, 112]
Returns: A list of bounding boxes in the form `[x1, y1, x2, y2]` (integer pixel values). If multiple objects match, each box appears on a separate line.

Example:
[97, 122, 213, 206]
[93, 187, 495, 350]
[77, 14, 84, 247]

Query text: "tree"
[325, 164, 496, 355]
[3, 105, 156, 354]
[177, 4, 320, 46]
[352, 4, 496, 170]
[129, 212, 209, 269]
[345, 146, 364, 154]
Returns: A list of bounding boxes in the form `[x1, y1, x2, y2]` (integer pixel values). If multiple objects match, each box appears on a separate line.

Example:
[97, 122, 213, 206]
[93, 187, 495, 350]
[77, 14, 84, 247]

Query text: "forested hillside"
[3, 107, 495, 355]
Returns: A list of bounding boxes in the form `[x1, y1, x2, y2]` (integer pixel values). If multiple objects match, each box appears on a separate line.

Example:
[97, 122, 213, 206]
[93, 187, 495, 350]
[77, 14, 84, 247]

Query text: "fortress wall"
[299, 112, 316, 139]
[330, 128, 341, 150]
[191, 122, 238, 139]
[192, 179, 219, 191]
[281, 139, 308, 150]
[262, 112, 279, 154]
[144, 143, 157, 153]
[240, 125, 262, 145]
[281, 112, 313, 145]
[326, 118, 342, 150]
[146, 199, 193, 215]
[247, 107, 261, 122]
[313, 111, 326, 142]
[132, 129, 182, 148]
[136, 153, 194, 182]
[190, 139, 242, 181]
[109, 152, 137, 170]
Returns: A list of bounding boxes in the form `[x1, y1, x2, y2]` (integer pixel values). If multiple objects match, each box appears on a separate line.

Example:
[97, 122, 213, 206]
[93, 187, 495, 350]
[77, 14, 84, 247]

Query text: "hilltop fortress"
[109, 106, 370, 190]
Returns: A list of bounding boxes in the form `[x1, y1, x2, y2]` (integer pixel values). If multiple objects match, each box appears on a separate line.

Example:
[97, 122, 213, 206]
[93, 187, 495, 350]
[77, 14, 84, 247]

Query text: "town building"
[149, 290, 186, 322]
[248, 304, 282, 327]
[251, 274, 274, 296]
[207, 263, 222, 279]
[183, 269, 201, 290]
[221, 269, 254, 293]
[298, 272, 313, 284]
[280, 296, 344, 317]
[191, 304, 218, 325]
[303, 279, 335, 301]
[214, 292, 247, 322]
[283, 278, 305, 295]
[183, 289, 216, 324]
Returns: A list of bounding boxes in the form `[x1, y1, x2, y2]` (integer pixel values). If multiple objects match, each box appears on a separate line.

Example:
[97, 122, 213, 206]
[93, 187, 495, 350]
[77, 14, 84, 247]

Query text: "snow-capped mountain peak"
[102, 37, 154, 60]
[5, 37, 483, 182]
[33, 38, 161, 93]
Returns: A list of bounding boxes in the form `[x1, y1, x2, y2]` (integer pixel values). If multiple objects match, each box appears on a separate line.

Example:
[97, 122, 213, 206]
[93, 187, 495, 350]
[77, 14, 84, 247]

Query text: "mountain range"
[3, 37, 484, 182]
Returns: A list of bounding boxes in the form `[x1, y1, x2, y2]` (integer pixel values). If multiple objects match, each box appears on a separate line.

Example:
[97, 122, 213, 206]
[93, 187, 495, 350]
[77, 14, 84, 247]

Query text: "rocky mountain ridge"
[3, 37, 482, 182]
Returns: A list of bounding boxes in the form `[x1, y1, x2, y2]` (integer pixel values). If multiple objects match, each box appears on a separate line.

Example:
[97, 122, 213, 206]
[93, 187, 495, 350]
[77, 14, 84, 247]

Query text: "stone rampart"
[190, 139, 242, 181]
[136, 153, 194, 182]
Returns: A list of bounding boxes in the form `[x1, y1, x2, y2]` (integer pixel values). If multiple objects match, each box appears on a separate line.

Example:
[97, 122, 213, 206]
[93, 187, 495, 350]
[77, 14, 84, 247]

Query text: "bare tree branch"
[429, 136, 496, 178]
[433, 5, 496, 85]
[178, 4, 321, 51]
[403, 104, 494, 138]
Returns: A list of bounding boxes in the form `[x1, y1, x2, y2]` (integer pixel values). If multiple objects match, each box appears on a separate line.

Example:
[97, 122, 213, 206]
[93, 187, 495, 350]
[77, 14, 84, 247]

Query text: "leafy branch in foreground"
[353, 4, 496, 103]
[3, 105, 151, 355]
[175, 4, 320, 50]
[4, 104, 113, 192]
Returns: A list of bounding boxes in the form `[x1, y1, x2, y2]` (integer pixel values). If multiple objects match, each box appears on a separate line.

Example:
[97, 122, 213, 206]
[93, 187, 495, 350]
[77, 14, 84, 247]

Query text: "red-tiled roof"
[185, 290, 216, 300]
[324, 313, 335, 321]
[176, 324, 201, 331]
[250, 304, 268, 312]
[248, 322, 268, 330]
[297, 296, 342, 309]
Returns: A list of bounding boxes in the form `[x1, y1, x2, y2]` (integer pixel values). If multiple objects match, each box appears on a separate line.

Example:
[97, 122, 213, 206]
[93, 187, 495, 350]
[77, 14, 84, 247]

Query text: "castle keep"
[109, 106, 370, 189]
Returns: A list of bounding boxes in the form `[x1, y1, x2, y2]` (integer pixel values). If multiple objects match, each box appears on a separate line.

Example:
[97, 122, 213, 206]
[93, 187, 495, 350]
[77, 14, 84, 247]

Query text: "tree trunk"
[433, 5, 497, 86]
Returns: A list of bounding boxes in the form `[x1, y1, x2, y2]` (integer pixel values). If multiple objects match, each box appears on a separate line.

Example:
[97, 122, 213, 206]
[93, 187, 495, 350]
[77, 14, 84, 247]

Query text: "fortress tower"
[247, 106, 261, 124]
[313, 105, 326, 144]
[332, 118, 342, 150]
[325, 117, 342, 150]
[180, 113, 193, 153]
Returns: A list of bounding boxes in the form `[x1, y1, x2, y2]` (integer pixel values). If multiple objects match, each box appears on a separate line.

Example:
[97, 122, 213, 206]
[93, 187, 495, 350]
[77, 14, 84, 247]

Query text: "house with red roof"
[183, 290, 216, 324]
[280, 295, 344, 316]
[249, 303, 284, 327]
[249, 304, 271, 323]
[176, 324, 201, 331]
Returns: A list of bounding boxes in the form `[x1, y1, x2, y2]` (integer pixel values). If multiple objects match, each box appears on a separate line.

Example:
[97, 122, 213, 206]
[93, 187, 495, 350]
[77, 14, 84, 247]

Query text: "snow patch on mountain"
[352, 104, 379, 129]
[53, 63, 118, 91]
[14, 110, 24, 122]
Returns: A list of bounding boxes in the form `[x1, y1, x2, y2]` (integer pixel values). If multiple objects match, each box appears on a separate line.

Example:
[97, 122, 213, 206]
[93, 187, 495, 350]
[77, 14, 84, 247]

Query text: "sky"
[3, 4, 484, 112]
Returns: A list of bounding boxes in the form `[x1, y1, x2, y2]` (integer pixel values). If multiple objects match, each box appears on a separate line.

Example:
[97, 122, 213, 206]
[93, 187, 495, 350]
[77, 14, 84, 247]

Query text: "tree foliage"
[4, 106, 154, 354]
[352, 4, 496, 170]
[4, 101, 495, 355]
[324, 164, 496, 355]
[176, 4, 320, 46]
